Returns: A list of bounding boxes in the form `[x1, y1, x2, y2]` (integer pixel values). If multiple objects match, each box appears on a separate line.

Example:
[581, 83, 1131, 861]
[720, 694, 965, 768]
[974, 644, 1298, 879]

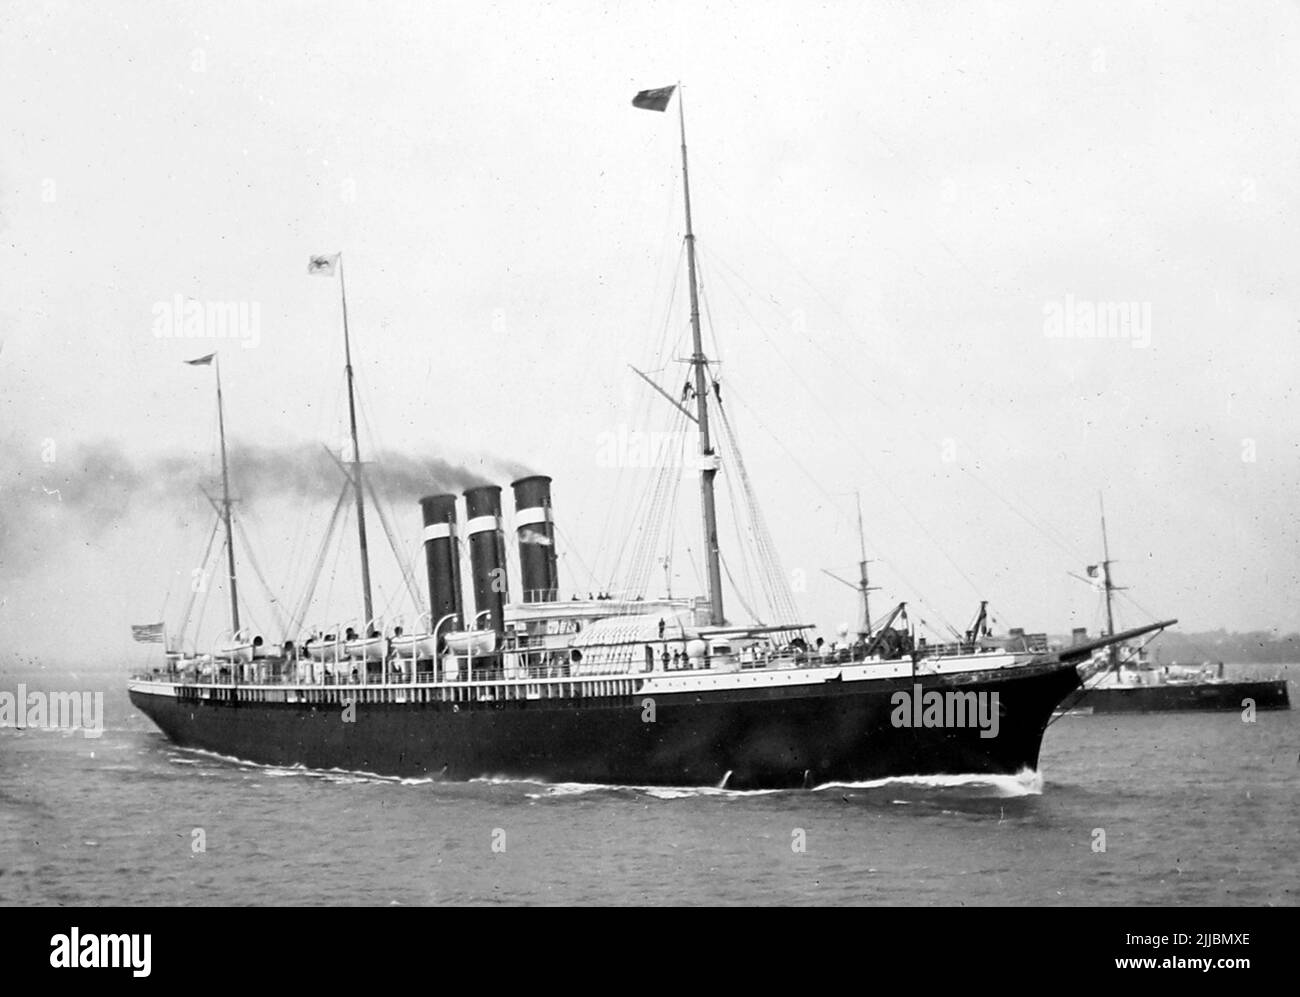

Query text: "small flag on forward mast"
[131, 622, 165, 644]
[308, 253, 340, 276]
[184, 353, 215, 366]
[632, 86, 676, 112]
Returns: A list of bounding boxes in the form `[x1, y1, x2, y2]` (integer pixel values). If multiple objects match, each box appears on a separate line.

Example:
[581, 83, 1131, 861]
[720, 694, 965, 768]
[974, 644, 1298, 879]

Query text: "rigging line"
[1047, 630, 1165, 726]
[626, 435, 682, 597]
[696, 249, 737, 375]
[1112, 589, 1215, 665]
[602, 445, 666, 594]
[703, 242, 1092, 567]
[156, 563, 173, 625]
[375, 577, 405, 624]
[362, 471, 423, 613]
[719, 553, 765, 625]
[716, 411, 781, 622]
[346, 395, 424, 621]
[611, 171, 682, 402]
[717, 402, 801, 622]
[175, 513, 223, 648]
[683, 543, 706, 596]
[608, 405, 688, 595]
[552, 521, 599, 594]
[279, 477, 329, 610]
[287, 498, 336, 620]
[288, 485, 349, 638]
[694, 158, 1003, 346]
[321, 501, 352, 629]
[718, 448, 761, 618]
[649, 237, 688, 377]
[659, 428, 687, 596]
[717, 316, 991, 613]
[232, 516, 291, 636]
[649, 407, 693, 595]
[193, 535, 220, 653]
[591, 262, 681, 587]
[723, 381, 964, 634]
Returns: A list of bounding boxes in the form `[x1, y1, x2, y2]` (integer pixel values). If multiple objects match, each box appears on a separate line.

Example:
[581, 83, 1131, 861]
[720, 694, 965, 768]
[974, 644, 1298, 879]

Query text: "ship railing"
[137, 641, 922, 687]
[915, 640, 982, 659]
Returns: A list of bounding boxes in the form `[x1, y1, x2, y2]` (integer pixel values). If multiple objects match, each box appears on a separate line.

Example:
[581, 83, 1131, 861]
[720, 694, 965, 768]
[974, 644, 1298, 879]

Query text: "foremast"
[185, 350, 241, 636]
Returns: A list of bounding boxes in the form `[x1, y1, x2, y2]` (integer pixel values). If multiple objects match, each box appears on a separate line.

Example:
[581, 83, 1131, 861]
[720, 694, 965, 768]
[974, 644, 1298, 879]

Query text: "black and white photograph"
[0, 0, 1294, 936]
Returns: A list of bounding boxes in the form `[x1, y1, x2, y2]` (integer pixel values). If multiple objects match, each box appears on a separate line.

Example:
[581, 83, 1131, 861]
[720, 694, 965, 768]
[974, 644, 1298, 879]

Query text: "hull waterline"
[129, 661, 1080, 790]
[1079, 678, 1289, 714]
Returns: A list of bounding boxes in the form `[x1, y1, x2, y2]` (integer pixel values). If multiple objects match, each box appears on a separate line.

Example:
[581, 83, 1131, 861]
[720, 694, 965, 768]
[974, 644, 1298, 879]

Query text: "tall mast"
[855, 491, 873, 638]
[1099, 493, 1117, 668]
[338, 253, 375, 627]
[214, 353, 240, 634]
[678, 89, 726, 626]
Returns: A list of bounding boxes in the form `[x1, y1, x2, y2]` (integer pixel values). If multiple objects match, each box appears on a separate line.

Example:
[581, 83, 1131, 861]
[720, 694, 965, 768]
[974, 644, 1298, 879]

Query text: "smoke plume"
[0, 437, 534, 566]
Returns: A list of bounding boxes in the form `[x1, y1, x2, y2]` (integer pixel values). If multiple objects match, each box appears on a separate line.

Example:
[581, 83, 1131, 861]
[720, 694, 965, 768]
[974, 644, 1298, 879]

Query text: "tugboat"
[127, 87, 1173, 788]
[1071, 501, 1287, 714]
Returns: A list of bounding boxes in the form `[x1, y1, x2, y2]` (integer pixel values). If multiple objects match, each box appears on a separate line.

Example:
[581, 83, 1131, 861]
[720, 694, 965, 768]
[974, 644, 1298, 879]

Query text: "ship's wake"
[815, 769, 1044, 798]
[156, 747, 1043, 800]
[516, 781, 786, 800]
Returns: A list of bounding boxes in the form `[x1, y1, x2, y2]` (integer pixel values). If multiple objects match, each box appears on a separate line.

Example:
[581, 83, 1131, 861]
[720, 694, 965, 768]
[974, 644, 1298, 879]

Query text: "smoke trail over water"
[0, 437, 534, 565]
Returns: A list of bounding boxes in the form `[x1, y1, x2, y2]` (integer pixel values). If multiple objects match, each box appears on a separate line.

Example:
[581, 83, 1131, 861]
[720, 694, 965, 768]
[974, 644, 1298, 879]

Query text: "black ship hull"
[1080, 678, 1290, 714]
[130, 662, 1080, 789]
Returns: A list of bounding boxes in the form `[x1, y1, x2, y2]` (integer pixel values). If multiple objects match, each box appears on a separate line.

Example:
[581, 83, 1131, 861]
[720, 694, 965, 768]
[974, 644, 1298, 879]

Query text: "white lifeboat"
[215, 632, 264, 663]
[303, 634, 346, 664]
[345, 633, 388, 662]
[390, 632, 441, 659]
[444, 630, 497, 655]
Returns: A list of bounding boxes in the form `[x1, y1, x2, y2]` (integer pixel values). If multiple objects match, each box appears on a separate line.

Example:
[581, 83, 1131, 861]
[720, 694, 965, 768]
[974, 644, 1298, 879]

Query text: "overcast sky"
[2, 1, 1298, 667]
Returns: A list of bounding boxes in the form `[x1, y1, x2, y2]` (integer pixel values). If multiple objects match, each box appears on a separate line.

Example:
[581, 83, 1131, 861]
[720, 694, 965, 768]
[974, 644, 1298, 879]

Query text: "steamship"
[1068, 507, 1288, 715]
[128, 87, 1174, 789]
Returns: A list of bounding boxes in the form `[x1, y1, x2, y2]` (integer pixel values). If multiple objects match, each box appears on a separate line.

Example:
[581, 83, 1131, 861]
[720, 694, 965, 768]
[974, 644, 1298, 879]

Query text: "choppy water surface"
[1, 664, 1295, 905]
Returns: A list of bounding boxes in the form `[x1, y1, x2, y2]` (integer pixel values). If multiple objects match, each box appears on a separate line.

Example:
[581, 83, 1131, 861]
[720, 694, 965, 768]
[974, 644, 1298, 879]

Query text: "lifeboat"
[302, 634, 346, 665]
[443, 630, 497, 655]
[390, 632, 441, 660]
[215, 632, 264, 663]
[344, 633, 388, 662]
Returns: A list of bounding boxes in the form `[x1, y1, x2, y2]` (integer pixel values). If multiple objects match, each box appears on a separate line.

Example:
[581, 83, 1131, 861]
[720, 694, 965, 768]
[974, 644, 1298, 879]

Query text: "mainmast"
[215, 354, 240, 634]
[677, 90, 726, 627]
[1099, 493, 1118, 668]
[855, 492, 874, 638]
[338, 253, 375, 628]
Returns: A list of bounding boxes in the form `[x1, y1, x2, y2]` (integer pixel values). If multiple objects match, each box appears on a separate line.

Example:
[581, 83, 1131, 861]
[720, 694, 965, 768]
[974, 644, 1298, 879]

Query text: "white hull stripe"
[515, 506, 551, 528]
[466, 514, 502, 536]
[422, 523, 456, 542]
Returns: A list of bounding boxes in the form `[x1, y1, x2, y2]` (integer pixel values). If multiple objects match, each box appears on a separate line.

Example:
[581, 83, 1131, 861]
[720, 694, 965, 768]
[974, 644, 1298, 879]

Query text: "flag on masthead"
[307, 253, 340, 276]
[632, 86, 676, 112]
[184, 353, 215, 366]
